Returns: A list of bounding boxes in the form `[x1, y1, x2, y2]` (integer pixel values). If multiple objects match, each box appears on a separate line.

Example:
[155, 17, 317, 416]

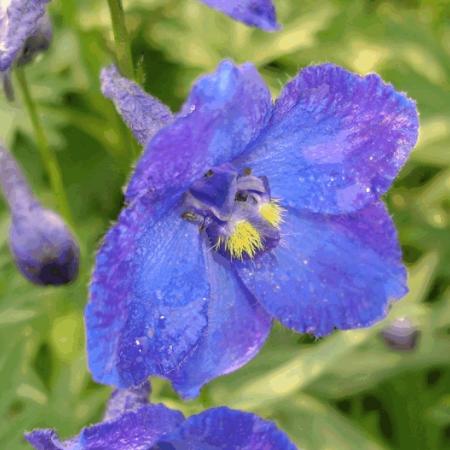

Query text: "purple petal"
[153, 407, 297, 449]
[169, 251, 271, 399]
[125, 60, 272, 202]
[26, 404, 184, 450]
[104, 382, 151, 421]
[235, 202, 407, 336]
[237, 64, 419, 214]
[86, 192, 270, 398]
[100, 65, 173, 146]
[0, 0, 50, 71]
[200, 0, 279, 31]
[86, 194, 207, 389]
[25, 430, 67, 450]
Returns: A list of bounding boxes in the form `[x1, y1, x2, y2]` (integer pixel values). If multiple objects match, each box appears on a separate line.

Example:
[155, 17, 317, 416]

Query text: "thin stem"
[106, 0, 135, 80]
[15, 68, 73, 225]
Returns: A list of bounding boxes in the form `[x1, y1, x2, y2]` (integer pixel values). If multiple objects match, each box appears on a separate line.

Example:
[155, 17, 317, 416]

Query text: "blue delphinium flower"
[25, 382, 297, 449]
[87, 60, 419, 399]
[0, 0, 52, 100]
[199, 0, 278, 31]
[0, 143, 79, 285]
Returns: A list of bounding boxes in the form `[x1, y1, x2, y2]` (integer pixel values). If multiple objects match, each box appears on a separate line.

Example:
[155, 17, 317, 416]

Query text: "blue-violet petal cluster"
[26, 382, 297, 450]
[87, 60, 419, 398]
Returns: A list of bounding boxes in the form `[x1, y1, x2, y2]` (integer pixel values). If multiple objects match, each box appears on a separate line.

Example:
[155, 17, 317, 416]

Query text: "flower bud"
[0, 144, 79, 286]
[381, 317, 420, 351]
[9, 206, 79, 285]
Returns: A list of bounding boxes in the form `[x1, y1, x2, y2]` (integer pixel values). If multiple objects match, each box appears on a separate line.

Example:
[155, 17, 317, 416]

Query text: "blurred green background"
[1, 0, 450, 448]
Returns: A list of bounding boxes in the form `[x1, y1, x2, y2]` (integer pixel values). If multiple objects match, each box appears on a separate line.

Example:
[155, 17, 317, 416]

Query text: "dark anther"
[204, 169, 214, 178]
[235, 192, 248, 202]
[181, 211, 197, 222]
[243, 167, 252, 175]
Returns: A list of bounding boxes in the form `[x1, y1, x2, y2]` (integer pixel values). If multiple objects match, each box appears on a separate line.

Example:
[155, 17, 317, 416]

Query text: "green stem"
[106, 0, 135, 79]
[15, 68, 73, 226]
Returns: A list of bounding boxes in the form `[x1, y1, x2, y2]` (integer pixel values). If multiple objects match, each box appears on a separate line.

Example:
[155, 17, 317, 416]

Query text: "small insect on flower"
[0, 144, 79, 286]
[25, 382, 297, 450]
[0, 0, 52, 100]
[87, 60, 419, 399]
[199, 0, 279, 31]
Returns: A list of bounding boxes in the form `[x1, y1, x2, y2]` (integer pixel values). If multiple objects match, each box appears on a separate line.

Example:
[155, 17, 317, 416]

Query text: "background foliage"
[1, 0, 450, 448]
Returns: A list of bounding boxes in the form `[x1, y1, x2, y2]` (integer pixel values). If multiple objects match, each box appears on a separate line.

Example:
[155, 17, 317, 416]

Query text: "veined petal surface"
[235, 202, 407, 336]
[26, 404, 184, 450]
[125, 60, 272, 202]
[236, 64, 419, 214]
[153, 407, 297, 449]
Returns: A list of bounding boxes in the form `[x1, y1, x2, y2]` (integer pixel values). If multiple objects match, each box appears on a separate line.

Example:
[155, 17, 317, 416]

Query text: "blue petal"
[0, 0, 49, 71]
[200, 0, 279, 31]
[86, 194, 208, 388]
[86, 192, 270, 398]
[153, 407, 297, 449]
[101, 65, 173, 147]
[236, 64, 419, 214]
[25, 430, 67, 450]
[169, 251, 271, 399]
[26, 404, 184, 450]
[235, 202, 407, 336]
[125, 60, 272, 202]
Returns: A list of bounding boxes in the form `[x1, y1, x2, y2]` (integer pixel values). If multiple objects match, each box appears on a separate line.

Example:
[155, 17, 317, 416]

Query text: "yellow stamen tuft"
[260, 200, 284, 228]
[225, 221, 263, 260]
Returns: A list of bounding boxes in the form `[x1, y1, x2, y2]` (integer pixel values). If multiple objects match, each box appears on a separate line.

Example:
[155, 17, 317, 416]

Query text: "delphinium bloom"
[87, 60, 419, 398]
[199, 0, 278, 31]
[0, 143, 79, 285]
[26, 382, 297, 449]
[0, 0, 52, 100]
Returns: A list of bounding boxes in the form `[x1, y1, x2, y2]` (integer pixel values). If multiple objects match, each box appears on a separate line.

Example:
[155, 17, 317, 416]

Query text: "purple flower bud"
[381, 317, 420, 351]
[0, 144, 79, 286]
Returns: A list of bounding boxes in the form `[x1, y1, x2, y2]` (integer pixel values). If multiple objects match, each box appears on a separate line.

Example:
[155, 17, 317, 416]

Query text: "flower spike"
[0, 143, 79, 286]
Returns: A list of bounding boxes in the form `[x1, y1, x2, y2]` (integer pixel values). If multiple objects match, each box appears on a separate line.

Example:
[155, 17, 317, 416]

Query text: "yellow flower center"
[260, 200, 284, 228]
[224, 221, 263, 260]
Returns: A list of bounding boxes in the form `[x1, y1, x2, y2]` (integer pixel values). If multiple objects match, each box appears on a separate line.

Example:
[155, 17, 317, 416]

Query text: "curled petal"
[235, 202, 407, 336]
[200, 0, 279, 31]
[125, 60, 272, 202]
[154, 407, 297, 449]
[101, 65, 173, 146]
[237, 64, 419, 214]
[0, 0, 50, 71]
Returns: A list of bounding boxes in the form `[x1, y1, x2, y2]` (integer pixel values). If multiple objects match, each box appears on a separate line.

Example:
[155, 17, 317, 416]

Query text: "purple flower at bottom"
[87, 60, 419, 398]
[25, 382, 297, 450]
[199, 0, 279, 31]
